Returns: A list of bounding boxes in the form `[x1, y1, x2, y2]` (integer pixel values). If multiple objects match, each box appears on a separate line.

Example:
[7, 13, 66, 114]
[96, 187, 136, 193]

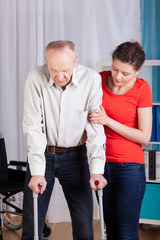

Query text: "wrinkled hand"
[89, 105, 108, 125]
[28, 176, 47, 194]
[89, 174, 107, 190]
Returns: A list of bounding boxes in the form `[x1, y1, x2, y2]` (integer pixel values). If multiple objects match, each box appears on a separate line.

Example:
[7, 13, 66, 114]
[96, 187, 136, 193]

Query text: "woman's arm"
[89, 105, 152, 145]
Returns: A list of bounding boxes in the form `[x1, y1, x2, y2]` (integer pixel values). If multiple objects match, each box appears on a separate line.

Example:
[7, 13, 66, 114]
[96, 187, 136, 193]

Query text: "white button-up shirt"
[23, 64, 106, 176]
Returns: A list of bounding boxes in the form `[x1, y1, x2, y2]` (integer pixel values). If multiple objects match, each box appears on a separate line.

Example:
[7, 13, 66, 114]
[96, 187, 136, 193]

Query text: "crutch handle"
[95, 180, 99, 186]
[38, 182, 43, 190]
[33, 183, 43, 240]
[95, 180, 103, 195]
[94, 181, 106, 240]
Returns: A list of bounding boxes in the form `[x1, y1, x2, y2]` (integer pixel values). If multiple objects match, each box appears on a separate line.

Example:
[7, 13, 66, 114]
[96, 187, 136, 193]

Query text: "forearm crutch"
[33, 183, 43, 240]
[95, 181, 106, 240]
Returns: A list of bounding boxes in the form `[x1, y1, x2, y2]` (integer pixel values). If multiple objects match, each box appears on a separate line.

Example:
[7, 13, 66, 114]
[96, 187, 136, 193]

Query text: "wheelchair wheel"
[42, 223, 52, 239]
[2, 192, 23, 231]
[3, 211, 23, 231]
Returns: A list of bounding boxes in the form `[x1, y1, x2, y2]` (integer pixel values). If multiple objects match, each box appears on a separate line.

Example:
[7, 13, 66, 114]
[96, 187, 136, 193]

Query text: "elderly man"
[22, 40, 106, 240]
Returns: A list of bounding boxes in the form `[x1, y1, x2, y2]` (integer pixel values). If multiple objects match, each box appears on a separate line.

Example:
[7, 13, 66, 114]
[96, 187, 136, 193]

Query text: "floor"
[1, 221, 160, 240]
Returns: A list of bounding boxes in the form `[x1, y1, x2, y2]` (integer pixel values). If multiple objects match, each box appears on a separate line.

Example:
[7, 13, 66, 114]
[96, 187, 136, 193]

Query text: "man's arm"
[23, 69, 47, 193]
[86, 73, 107, 190]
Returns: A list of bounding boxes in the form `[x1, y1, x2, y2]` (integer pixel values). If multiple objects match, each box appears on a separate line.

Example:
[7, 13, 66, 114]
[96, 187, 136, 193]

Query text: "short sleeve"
[137, 80, 152, 108]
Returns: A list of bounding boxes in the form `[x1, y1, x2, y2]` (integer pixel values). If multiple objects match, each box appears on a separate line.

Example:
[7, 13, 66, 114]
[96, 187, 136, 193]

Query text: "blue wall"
[140, 0, 160, 102]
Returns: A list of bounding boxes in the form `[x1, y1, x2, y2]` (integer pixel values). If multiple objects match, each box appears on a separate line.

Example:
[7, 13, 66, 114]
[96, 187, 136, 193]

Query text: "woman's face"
[111, 58, 140, 87]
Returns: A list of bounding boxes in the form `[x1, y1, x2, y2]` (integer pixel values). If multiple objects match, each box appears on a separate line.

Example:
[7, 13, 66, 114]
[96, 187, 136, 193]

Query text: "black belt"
[46, 145, 84, 154]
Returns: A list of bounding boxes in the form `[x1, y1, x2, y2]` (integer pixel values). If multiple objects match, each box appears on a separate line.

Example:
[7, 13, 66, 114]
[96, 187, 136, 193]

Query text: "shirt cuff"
[29, 162, 45, 176]
[90, 161, 105, 175]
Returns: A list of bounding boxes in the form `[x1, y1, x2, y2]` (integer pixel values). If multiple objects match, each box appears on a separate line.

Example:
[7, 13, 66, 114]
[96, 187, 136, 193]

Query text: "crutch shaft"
[97, 190, 106, 240]
[33, 192, 38, 240]
[95, 180, 106, 240]
[33, 183, 43, 240]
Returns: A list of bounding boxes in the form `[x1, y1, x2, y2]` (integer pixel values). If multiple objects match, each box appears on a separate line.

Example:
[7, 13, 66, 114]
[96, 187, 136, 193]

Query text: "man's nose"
[56, 72, 65, 80]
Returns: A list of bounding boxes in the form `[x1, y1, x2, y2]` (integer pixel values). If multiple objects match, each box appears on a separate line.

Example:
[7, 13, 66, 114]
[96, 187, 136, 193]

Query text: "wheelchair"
[0, 136, 52, 239]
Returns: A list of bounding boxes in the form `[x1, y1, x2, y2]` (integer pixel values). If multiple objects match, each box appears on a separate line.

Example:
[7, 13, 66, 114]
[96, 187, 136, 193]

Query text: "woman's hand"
[89, 105, 108, 125]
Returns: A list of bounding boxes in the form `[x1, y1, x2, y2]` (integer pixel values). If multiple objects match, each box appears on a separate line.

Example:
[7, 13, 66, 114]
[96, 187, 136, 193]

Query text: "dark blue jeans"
[21, 145, 93, 240]
[103, 162, 146, 240]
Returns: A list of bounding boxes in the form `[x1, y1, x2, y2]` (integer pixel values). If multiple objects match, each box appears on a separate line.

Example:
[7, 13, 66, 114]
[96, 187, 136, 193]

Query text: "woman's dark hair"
[112, 41, 145, 71]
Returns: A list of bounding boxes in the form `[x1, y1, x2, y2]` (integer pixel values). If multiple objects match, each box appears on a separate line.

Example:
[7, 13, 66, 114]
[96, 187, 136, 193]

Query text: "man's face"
[45, 48, 78, 89]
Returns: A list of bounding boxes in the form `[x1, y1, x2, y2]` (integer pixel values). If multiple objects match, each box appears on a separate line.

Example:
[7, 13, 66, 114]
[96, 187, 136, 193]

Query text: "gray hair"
[45, 40, 78, 61]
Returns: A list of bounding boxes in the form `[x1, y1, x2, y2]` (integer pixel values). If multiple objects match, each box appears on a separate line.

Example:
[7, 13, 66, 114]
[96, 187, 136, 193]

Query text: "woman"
[89, 41, 152, 240]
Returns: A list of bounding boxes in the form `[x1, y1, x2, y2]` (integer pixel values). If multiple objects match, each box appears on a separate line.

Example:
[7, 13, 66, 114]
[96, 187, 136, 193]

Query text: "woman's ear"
[135, 69, 141, 76]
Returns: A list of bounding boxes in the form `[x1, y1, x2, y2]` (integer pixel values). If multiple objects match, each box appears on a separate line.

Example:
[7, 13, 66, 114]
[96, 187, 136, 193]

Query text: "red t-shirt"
[100, 71, 153, 164]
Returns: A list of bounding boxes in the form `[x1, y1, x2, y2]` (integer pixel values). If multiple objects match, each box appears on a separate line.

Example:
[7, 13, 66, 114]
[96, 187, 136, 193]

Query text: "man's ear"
[75, 57, 79, 64]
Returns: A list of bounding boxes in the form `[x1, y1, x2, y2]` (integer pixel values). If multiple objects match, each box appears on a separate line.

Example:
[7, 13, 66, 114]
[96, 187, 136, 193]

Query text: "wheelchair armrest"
[8, 161, 27, 183]
[9, 161, 27, 167]
[8, 161, 27, 170]
[8, 168, 26, 185]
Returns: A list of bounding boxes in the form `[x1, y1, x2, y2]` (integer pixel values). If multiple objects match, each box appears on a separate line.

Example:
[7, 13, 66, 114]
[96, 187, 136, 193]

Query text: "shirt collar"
[71, 64, 79, 87]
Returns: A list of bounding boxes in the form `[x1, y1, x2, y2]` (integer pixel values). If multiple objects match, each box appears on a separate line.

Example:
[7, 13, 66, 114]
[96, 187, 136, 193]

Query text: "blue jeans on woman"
[21, 144, 93, 240]
[103, 162, 146, 240]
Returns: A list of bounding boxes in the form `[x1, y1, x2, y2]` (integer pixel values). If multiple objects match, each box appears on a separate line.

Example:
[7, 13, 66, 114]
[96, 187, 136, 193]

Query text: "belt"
[46, 145, 84, 154]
